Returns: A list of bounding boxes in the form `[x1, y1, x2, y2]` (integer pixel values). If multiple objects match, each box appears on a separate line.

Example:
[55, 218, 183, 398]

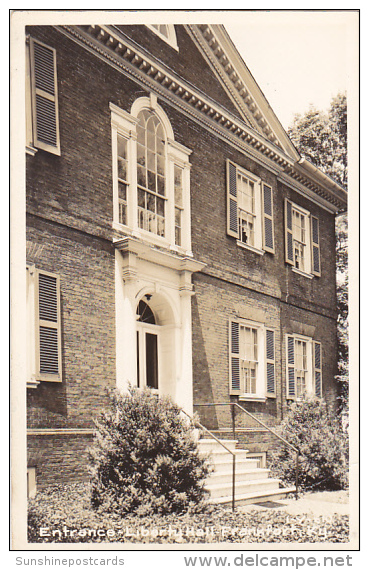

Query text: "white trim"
[236, 241, 265, 256]
[111, 98, 192, 251]
[146, 24, 179, 51]
[230, 162, 265, 254]
[285, 334, 317, 400]
[292, 267, 314, 279]
[229, 317, 268, 399]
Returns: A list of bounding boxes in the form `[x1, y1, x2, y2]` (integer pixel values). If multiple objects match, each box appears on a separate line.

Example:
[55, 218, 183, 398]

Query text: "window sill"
[237, 241, 265, 256]
[292, 268, 314, 279]
[112, 221, 192, 255]
[27, 379, 40, 389]
[26, 145, 38, 156]
[239, 395, 267, 403]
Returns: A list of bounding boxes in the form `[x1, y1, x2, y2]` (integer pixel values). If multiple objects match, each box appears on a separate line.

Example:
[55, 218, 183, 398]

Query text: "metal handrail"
[181, 409, 237, 510]
[194, 402, 300, 500]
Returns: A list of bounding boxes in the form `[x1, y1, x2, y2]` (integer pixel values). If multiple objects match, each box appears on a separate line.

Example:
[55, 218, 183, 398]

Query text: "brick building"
[24, 23, 347, 492]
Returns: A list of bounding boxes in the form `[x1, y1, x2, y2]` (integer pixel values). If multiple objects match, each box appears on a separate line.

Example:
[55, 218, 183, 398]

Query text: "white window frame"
[229, 318, 275, 401]
[110, 97, 192, 253]
[236, 167, 263, 254]
[291, 203, 311, 276]
[286, 334, 321, 400]
[146, 24, 179, 51]
[226, 160, 275, 255]
[285, 199, 320, 279]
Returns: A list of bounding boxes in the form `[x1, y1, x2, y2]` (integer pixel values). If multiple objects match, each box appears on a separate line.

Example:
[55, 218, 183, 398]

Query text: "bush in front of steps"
[89, 387, 212, 516]
[267, 397, 349, 492]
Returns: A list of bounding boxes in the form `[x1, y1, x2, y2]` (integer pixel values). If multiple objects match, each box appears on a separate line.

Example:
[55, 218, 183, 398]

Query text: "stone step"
[206, 477, 281, 499]
[205, 452, 260, 471]
[207, 467, 271, 485]
[208, 486, 297, 506]
[197, 438, 240, 453]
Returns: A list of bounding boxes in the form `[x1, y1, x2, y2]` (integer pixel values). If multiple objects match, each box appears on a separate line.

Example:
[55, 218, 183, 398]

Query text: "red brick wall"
[25, 25, 340, 483]
[27, 433, 94, 489]
[26, 216, 116, 430]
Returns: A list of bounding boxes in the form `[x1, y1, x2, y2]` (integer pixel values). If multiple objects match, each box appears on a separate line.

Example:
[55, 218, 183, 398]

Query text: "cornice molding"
[56, 24, 347, 212]
[186, 25, 271, 143]
[114, 235, 206, 275]
[59, 25, 293, 166]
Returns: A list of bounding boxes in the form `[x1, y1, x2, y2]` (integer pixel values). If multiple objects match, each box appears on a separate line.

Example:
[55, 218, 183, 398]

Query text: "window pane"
[147, 150, 155, 172]
[147, 192, 155, 212]
[138, 188, 146, 208]
[137, 165, 146, 188]
[118, 181, 127, 202]
[157, 175, 165, 196]
[157, 135, 165, 156]
[117, 135, 127, 159]
[118, 157, 127, 182]
[157, 197, 165, 217]
[137, 123, 145, 145]
[137, 143, 146, 167]
[157, 155, 165, 177]
[147, 170, 156, 192]
[147, 129, 155, 151]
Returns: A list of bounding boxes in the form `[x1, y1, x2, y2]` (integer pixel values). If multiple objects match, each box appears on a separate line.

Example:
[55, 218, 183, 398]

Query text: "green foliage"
[88, 387, 211, 515]
[288, 93, 347, 189]
[268, 398, 349, 492]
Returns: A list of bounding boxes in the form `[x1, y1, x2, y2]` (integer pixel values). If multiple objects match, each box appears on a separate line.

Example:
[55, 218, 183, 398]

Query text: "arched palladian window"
[136, 110, 166, 237]
[110, 96, 192, 252]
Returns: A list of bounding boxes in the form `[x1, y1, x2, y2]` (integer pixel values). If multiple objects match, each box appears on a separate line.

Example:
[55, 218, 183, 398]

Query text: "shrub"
[27, 482, 349, 543]
[268, 397, 349, 492]
[89, 387, 211, 515]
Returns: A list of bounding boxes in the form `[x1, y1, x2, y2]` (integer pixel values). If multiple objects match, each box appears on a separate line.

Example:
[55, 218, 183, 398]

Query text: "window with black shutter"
[29, 37, 60, 155]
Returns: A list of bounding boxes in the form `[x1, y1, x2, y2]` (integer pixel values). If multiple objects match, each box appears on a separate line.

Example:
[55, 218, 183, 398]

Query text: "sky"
[224, 11, 357, 130]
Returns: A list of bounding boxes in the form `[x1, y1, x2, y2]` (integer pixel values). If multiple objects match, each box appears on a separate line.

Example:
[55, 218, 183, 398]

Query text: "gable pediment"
[188, 24, 299, 158]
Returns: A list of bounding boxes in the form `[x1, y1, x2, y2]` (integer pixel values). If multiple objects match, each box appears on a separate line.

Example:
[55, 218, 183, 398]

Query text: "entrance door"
[136, 300, 160, 392]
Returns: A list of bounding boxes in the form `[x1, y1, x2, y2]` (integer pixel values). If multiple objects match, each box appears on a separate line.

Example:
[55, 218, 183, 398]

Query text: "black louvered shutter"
[229, 321, 241, 394]
[37, 272, 61, 380]
[226, 160, 239, 238]
[286, 335, 295, 398]
[266, 329, 276, 395]
[311, 216, 321, 276]
[285, 200, 294, 265]
[262, 184, 275, 253]
[30, 38, 60, 155]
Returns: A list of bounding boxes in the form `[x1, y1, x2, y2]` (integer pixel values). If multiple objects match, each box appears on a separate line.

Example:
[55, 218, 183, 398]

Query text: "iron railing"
[181, 409, 237, 510]
[194, 402, 300, 501]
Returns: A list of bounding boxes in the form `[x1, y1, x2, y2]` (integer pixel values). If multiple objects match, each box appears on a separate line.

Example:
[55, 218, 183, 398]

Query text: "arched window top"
[137, 110, 166, 146]
[146, 24, 178, 51]
[136, 300, 156, 324]
[131, 97, 174, 141]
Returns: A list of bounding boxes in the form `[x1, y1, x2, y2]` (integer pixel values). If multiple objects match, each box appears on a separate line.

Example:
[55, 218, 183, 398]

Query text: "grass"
[28, 482, 349, 544]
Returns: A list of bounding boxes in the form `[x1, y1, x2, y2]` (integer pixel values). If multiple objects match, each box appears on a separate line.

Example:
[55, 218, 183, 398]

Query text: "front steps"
[198, 438, 296, 506]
